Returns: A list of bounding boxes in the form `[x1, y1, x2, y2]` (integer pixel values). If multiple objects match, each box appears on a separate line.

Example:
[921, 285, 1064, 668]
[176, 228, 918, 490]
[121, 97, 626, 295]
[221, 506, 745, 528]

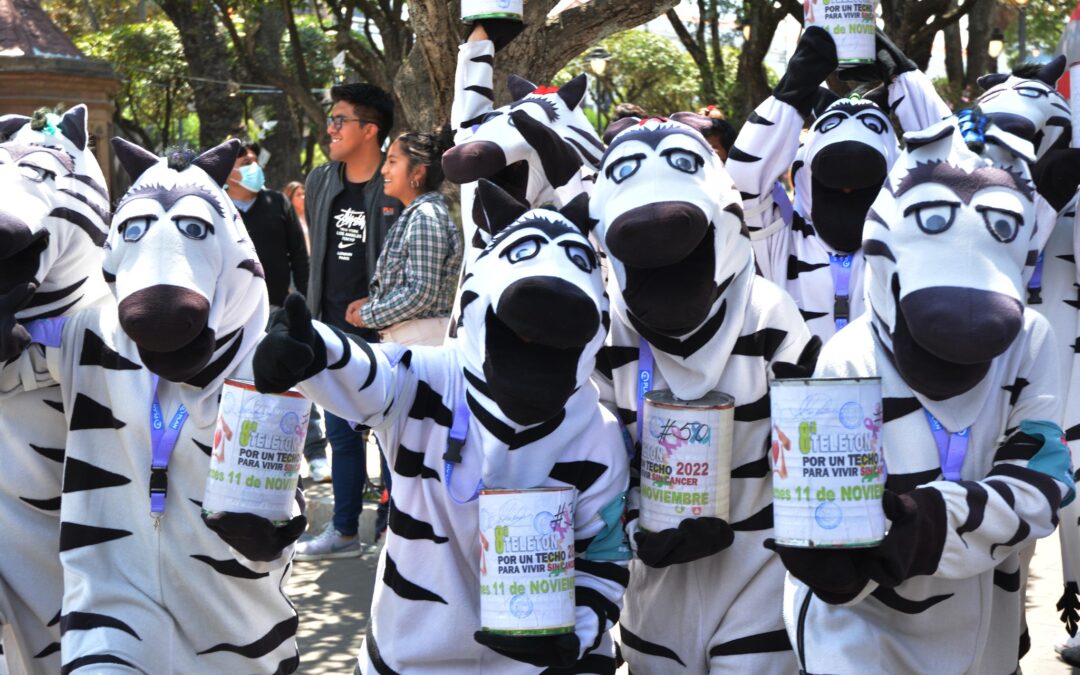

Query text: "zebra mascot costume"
[253, 182, 630, 674]
[774, 113, 1073, 674]
[726, 27, 950, 341]
[0, 105, 110, 675]
[0, 138, 304, 674]
[590, 118, 815, 673]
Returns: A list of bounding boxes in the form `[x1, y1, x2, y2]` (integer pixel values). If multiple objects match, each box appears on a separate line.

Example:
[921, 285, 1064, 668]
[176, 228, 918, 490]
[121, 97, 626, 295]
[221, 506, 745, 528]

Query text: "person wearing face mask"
[226, 140, 309, 310]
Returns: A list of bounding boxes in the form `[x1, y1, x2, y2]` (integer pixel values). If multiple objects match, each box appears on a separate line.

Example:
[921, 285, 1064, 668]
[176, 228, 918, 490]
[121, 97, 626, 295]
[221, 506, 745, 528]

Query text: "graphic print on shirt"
[333, 207, 368, 262]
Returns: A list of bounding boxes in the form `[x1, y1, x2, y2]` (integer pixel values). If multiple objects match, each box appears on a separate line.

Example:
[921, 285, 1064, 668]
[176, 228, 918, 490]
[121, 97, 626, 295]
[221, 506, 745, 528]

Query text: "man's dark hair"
[240, 140, 261, 157]
[330, 83, 395, 144]
[710, 118, 737, 154]
[612, 102, 648, 121]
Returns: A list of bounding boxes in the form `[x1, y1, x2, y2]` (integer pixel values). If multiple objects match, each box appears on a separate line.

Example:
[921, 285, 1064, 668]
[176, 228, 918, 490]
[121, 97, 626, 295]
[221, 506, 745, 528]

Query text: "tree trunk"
[881, 0, 979, 70]
[964, 0, 998, 87]
[730, 0, 801, 124]
[157, 0, 245, 150]
[944, 1, 964, 84]
[248, 4, 302, 189]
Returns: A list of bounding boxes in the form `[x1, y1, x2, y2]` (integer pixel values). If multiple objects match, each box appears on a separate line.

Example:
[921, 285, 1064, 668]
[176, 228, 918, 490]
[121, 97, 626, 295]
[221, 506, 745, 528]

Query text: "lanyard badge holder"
[149, 375, 189, 526]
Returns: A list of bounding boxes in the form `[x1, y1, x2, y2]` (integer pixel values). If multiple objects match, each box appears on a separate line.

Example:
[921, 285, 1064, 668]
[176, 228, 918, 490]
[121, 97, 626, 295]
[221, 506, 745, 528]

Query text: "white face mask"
[237, 163, 265, 192]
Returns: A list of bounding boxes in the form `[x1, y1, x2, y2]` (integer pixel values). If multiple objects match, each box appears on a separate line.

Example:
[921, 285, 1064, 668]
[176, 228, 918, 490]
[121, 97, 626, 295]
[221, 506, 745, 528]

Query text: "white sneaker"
[308, 457, 332, 483]
[294, 524, 366, 561]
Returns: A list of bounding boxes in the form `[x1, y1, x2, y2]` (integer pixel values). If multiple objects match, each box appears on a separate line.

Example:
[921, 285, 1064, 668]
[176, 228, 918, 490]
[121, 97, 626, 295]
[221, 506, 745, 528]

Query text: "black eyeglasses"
[327, 115, 378, 131]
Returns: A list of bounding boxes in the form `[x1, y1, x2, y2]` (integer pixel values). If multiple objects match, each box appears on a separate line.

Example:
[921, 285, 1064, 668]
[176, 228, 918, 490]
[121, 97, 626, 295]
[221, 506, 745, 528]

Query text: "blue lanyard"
[443, 392, 482, 504]
[829, 253, 854, 331]
[149, 375, 189, 517]
[771, 181, 794, 228]
[636, 338, 654, 442]
[1027, 251, 1045, 305]
[924, 410, 970, 481]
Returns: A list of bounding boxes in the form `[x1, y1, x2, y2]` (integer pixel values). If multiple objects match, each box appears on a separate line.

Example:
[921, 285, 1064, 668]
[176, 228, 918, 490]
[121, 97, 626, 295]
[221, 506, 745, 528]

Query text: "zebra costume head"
[865, 114, 1037, 400]
[106, 138, 268, 386]
[976, 55, 1070, 160]
[0, 105, 110, 322]
[794, 93, 899, 253]
[459, 179, 606, 428]
[592, 118, 747, 343]
[442, 74, 602, 205]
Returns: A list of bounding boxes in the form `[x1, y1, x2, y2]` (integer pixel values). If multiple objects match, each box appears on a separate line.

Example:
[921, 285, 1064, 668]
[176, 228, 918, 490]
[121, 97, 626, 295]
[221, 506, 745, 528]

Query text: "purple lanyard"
[771, 181, 794, 228]
[1027, 251, 1045, 305]
[443, 391, 482, 504]
[829, 253, 854, 331]
[924, 410, 970, 481]
[636, 338, 654, 442]
[149, 375, 189, 517]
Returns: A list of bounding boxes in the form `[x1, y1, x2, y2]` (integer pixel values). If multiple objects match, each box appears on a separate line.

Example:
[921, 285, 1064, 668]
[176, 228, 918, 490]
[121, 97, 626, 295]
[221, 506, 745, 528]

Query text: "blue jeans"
[325, 410, 367, 536]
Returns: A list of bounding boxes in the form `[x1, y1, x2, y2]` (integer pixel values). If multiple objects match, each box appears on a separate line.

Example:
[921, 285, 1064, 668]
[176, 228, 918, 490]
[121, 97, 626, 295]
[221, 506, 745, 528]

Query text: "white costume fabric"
[0, 106, 111, 675]
[726, 70, 949, 341]
[5, 140, 298, 674]
[283, 200, 630, 673]
[787, 117, 1072, 674]
[589, 119, 814, 673]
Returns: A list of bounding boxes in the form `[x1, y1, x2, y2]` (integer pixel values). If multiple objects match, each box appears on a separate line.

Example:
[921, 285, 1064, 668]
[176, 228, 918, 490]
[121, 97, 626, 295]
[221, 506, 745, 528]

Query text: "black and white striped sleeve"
[889, 69, 952, 134]
[451, 39, 496, 141]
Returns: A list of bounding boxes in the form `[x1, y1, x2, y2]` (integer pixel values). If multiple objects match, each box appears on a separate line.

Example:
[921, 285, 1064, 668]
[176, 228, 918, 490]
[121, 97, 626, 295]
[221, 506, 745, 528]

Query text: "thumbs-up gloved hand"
[253, 293, 327, 393]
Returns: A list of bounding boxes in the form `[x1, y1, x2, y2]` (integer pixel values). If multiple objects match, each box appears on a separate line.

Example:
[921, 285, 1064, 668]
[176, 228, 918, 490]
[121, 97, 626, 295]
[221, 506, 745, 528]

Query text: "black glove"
[1032, 148, 1080, 212]
[511, 109, 582, 188]
[634, 517, 734, 568]
[0, 282, 36, 362]
[773, 26, 839, 117]
[771, 336, 823, 380]
[253, 293, 327, 394]
[202, 511, 308, 562]
[860, 489, 947, 588]
[474, 630, 579, 668]
[463, 18, 526, 51]
[839, 29, 919, 84]
[765, 539, 875, 604]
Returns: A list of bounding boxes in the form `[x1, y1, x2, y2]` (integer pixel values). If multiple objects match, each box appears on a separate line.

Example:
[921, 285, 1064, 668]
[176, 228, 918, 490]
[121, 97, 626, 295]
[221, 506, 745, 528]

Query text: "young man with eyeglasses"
[299, 82, 401, 560]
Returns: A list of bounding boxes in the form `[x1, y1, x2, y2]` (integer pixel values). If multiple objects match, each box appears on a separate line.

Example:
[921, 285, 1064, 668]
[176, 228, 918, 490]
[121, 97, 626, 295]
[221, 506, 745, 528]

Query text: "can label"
[479, 488, 575, 635]
[770, 378, 886, 547]
[805, 0, 877, 65]
[462, 0, 523, 22]
[202, 379, 309, 522]
[639, 392, 733, 532]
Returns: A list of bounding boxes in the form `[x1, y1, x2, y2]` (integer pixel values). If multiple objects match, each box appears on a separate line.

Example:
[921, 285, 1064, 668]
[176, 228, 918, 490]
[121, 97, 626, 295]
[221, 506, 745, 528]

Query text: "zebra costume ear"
[475, 178, 529, 235]
[1036, 54, 1067, 86]
[193, 139, 242, 187]
[508, 74, 539, 101]
[558, 74, 588, 110]
[976, 73, 1009, 91]
[808, 88, 842, 120]
[559, 192, 594, 235]
[111, 137, 160, 182]
[602, 116, 640, 145]
[0, 115, 30, 141]
[862, 86, 898, 117]
[58, 105, 88, 151]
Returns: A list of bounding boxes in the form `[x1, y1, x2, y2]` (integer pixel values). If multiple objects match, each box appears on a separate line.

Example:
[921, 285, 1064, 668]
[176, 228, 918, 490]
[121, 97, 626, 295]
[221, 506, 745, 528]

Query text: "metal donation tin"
[770, 377, 886, 547]
[479, 487, 576, 635]
[639, 390, 734, 532]
[202, 379, 309, 523]
[462, 0, 523, 22]
[804, 0, 878, 66]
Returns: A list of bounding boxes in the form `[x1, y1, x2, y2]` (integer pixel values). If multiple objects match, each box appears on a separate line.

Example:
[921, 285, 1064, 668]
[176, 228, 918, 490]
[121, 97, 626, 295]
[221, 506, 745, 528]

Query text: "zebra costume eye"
[662, 148, 704, 174]
[18, 163, 55, 183]
[561, 242, 597, 272]
[119, 215, 156, 242]
[502, 236, 543, 263]
[977, 206, 1022, 243]
[905, 201, 958, 234]
[174, 216, 214, 240]
[606, 154, 644, 184]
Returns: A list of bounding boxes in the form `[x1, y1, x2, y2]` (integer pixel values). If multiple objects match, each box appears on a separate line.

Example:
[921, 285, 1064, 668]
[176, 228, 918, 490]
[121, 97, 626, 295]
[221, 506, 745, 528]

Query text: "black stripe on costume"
[540, 653, 617, 674]
[565, 137, 601, 168]
[49, 207, 107, 246]
[467, 392, 565, 450]
[20, 495, 60, 510]
[989, 463, 1065, 512]
[197, 616, 298, 657]
[383, 554, 448, 604]
[71, 173, 109, 201]
[727, 146, 761, 163]
[190, 554, 270, 579]
[394, 444, 440, 481]
[57, 188, 109, 223]
[576, 558, 630, 587]
[1067, 424, 1080, 443]
[863, 239, 897, 262]
[577, 586, 620, 626]
[459, 290, 480, 315]
[463, 368, 493, 399]
[708, 629, 792, 657]
[994, 568, 1021, 592]
[185, 329, 244, 388]
[731, 327, 788, 360]
[866, 208, 890, 229]
[882, 397, 921, 422]
[616, 407, 637, 427]
[408, 380, 453, 427]
[44, 399, 64, 414]
[388, 499, 449, 543]
[734, 393, 770, 422]
[1001, 378, 1030, 407]
[747, 111, 775, 126]
[619, 625, 686, 666]
[955, 481, 988, 543]
[24, 278, 87, 310]
[731, 503, 772, 531]
[466, 85, 495, 101]
[731, 452, 770, 478]
[366, 626, 403, 675]
[570, 125, 606, 151]
[786, 255, 829, 280]
[193, 439, 212, 456]
[990, 518, 1031, 558]
[870, 587, 952, 614]
[29, 443, 64, 463]
[798, 309, 829, 323]
[885, 468, 940, 494]
[20, 297, 80, 322]
[272, 653, 300, 674]
[549, 460, 608, 493]
[33, 643, 59, 658]
[60, 611, 142, 640]
[59, 522, 132, 551]
[61, 654, 137, 675]
[470, 54, 494, 65]
[238, 259, 266, 278]
[63, 457, 131, 493]
[986, 480, 1016, 508]
[79, 329, 141, 370]
[595, 345, 638, 380]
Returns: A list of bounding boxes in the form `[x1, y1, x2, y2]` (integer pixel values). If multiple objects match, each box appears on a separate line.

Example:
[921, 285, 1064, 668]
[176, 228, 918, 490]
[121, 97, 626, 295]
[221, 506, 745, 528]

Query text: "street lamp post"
[988, 28, 1005, 72]
[586, 47, 611, 132]
[1015, 0, 1029, 61]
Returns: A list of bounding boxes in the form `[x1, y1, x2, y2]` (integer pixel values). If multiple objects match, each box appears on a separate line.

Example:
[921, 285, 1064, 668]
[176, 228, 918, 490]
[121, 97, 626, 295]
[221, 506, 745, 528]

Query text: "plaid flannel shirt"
[360, 191, 463, 329]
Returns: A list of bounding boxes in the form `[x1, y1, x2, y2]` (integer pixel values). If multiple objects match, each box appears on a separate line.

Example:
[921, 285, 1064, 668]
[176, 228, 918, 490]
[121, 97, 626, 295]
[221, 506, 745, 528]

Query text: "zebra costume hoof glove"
[473, 630, 580, 668]
[772, 26, 838, 117]
[1031, 148, 1080, 212]
[202, 511, 308, 562]
[465, 18, 524, 51]
[860, 489, 948, 589]
[254, 293, 327, 394]
[634, 517, 734, 568]
[0, 281, 35, 361]
[764, 539, 874, 605]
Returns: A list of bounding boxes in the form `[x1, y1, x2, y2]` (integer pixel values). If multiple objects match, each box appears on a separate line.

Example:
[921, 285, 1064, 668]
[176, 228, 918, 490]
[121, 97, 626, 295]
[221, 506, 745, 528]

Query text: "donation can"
[202, 379, 309, 523]
[769, 377, 886, 547]
[804, 0, 878, 66]
[639, 390, 734, 532]
[462, 0, 523, 22]
[479, 487, 576, 635]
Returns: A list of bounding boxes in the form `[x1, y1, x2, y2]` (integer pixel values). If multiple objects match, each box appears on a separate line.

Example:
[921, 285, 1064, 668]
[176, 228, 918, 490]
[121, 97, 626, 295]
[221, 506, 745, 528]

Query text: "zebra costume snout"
[494, 276, 599, 349]
[442, 140, 506, 183]
[117, 284, 210, 352]
[810, 140, 889, 191]
[897, 286, 1024, 365]
[605, 201, 709, 268]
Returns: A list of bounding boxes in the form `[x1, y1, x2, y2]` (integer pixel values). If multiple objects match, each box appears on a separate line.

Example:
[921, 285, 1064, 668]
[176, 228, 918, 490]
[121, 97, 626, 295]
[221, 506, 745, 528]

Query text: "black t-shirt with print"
[322, 179, 376, 339]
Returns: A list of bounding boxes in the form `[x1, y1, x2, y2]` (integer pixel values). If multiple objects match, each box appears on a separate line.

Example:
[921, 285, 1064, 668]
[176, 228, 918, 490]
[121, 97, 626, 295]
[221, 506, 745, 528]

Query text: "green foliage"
[1002, 0, 1074, 67]
[931, 77, 977, 112]
[284, 14, 336, 88]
